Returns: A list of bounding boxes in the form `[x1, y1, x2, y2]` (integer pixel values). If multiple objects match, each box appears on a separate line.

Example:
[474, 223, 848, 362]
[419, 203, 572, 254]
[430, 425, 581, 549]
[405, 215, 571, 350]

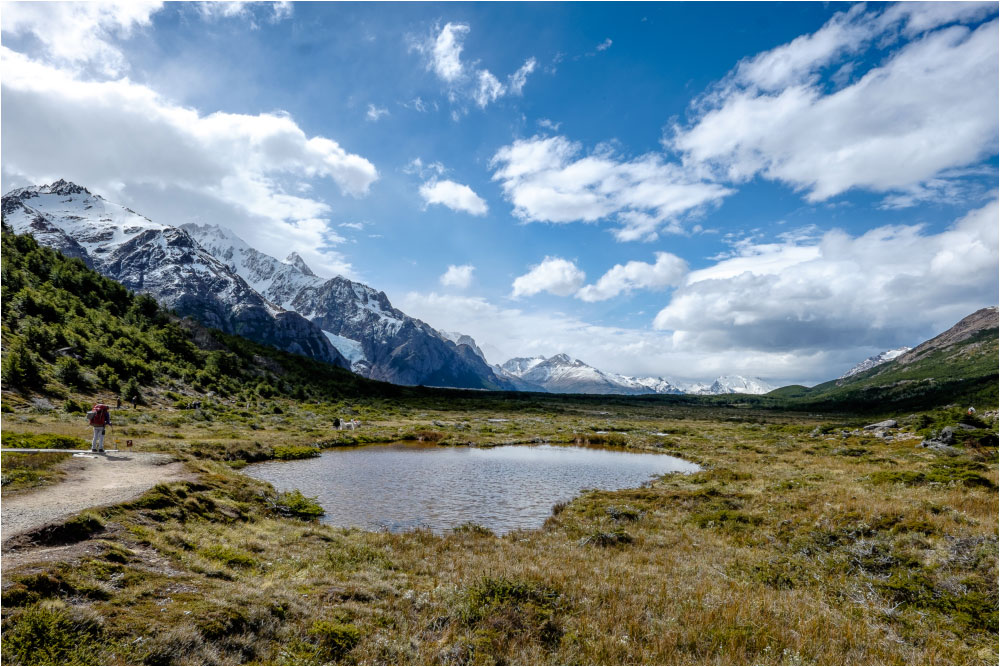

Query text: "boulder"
[864, 419, 898, 430]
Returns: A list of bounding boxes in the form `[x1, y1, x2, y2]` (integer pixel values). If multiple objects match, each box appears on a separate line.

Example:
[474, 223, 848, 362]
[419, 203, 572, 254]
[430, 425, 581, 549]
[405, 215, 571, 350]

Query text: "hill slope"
[771, 307, 998, 411]
[0, 226, 390, 403]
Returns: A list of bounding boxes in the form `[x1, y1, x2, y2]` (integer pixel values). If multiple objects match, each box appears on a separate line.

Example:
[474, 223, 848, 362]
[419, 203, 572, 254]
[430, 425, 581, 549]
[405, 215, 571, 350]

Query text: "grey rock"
[864, 419, 898, 430]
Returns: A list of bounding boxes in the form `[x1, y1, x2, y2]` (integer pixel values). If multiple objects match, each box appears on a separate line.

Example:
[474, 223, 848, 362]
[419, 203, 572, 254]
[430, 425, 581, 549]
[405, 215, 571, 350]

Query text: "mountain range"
[5, 180, 942, 398]
[492, 354, 776, 396]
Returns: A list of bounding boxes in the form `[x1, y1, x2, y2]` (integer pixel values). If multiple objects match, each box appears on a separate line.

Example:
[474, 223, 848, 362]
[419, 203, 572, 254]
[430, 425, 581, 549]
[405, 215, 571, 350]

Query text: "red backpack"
[87, 404, 109, 426]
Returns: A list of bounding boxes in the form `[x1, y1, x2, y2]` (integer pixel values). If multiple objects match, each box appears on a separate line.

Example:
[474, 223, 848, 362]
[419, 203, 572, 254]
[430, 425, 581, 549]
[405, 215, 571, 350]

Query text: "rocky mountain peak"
[284, 252, 317, 277]
[896, 306, 999, 366]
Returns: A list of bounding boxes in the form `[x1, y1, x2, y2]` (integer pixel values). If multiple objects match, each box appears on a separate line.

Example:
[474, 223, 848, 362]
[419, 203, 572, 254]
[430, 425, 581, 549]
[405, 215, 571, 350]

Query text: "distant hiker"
[131, 394, 138, 409]
[87, 403, 112, 453]
[333, 417, 341, 430]
[116, 397, 122, 409]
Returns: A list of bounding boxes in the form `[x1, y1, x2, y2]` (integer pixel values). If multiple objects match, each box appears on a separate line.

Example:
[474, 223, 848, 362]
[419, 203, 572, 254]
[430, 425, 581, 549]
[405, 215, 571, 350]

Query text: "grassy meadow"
[2, 392, 997, 665]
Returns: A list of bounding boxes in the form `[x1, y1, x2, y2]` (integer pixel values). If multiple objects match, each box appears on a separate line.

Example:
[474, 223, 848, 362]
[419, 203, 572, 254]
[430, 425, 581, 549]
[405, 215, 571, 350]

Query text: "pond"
[246, 442, 699, 535]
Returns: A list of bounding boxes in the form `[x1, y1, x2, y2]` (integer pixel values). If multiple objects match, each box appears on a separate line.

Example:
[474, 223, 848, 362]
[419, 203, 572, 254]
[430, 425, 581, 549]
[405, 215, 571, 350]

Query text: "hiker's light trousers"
[91, 426, 105, 452]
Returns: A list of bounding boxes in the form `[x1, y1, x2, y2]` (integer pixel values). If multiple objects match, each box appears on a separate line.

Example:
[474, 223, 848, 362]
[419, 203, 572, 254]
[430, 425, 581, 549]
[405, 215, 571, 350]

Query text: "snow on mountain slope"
[184, 223, 513, 390]
[839, 347, 911, 379]
[697, 375, 776, 395]
[497, 354, 685, 395]
[497, 353, 771, 396]
[3, 181, 348, 368]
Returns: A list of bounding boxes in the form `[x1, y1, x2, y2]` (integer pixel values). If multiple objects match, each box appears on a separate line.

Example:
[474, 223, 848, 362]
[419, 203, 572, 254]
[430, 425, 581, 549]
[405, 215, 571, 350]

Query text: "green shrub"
[310, 621, 360, 661]
[1, 432, 88, 449]
[272, 445, 319, 460]
[272, 489, 324, 519]
[200, 544, 258, 569]
[0, 602, 104, 665]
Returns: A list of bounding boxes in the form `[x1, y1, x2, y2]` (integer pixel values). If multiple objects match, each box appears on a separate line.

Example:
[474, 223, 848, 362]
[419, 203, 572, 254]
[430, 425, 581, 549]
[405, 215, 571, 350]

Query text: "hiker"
[131, 393, 138, 409]
[116, 396, 122, 409]
[87, 402, 112, 453]
[333, 417, 341, 430]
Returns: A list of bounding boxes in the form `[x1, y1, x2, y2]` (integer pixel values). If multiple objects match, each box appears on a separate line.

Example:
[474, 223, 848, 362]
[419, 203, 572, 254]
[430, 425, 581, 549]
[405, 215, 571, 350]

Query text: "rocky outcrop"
[896, 307, 999, 366]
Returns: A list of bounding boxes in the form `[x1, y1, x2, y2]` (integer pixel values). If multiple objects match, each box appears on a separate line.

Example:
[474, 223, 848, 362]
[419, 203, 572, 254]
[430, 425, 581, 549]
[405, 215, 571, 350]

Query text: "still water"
[246, 442, 699, 534]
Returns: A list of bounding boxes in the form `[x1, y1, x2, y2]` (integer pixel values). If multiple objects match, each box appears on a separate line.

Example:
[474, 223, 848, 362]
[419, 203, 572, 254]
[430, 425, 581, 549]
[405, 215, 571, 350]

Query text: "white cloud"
[396, 198, 998, 384]
[673, 7, 999, 203]
[429, 22, 469, 82]
[576, 252, 688, 302]
[339, 221, 366, 231]
[395, 291, 867, 385]
[507, 57, 537, 95]
[440, 264, 475, 289]
[366, 103, 389, 121]
[415, 23, 536, 110]
[474, 70, 504, 108]
[537, 118, 561, 131]
[596, 38, 613, 52]
[1, 47, 378, 277]
[0, 1, 163, 76]
[511, 256, 586, 298]
[419, 179, 488, 216]
[491, 135, 733, 241]
[653, 199, 1000, 353]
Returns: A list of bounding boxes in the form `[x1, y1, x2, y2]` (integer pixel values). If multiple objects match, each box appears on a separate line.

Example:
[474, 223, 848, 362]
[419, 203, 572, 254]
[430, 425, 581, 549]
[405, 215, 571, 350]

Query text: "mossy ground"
[1, 395, 997, 665]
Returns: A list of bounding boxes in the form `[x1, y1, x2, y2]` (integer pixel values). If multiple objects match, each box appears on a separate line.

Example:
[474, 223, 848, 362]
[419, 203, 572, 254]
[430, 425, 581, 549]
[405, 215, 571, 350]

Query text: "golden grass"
[1, 396, 997, 665]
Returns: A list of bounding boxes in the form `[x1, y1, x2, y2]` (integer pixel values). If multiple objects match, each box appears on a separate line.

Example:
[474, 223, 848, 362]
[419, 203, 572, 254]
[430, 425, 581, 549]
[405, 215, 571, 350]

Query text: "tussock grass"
[1, 398, 996, 664]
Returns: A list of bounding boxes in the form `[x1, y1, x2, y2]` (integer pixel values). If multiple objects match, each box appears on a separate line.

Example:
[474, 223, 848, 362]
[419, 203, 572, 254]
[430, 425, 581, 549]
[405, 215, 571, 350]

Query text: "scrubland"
[1, 395, 997, 665]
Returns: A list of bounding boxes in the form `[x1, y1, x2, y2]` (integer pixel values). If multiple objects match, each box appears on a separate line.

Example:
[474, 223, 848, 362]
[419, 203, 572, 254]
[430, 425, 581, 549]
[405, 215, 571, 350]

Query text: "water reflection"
[246, 442, 699, 535]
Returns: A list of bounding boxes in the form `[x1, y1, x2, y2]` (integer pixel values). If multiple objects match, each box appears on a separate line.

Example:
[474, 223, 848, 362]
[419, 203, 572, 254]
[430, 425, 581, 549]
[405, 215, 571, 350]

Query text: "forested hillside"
[0, 226, 391, 405]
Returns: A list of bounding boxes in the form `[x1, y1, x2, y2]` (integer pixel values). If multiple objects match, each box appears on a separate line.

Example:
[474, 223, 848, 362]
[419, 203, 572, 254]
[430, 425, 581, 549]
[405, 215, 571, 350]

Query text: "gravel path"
[1, 451, 191, 541]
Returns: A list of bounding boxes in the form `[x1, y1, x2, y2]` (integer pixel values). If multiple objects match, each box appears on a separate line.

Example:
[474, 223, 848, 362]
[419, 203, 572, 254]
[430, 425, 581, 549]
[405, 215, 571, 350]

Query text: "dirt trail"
[1, 451, 191, 543]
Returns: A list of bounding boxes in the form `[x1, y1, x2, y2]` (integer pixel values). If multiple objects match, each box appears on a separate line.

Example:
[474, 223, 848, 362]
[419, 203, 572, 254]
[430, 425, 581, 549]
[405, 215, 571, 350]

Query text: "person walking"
[88, 402, 112, 453]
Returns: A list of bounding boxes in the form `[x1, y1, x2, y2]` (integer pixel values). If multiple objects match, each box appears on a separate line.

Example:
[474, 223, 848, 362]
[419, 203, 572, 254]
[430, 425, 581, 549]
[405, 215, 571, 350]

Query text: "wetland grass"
[1, 396, 997, 665]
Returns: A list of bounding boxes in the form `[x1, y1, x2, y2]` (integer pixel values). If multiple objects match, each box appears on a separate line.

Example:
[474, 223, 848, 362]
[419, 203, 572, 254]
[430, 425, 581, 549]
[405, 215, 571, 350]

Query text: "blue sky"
[2, 1, 997, 385]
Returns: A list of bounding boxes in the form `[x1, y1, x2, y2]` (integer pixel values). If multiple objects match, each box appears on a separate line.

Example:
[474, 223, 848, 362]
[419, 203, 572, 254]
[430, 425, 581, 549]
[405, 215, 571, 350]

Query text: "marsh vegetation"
[2, 396, 996, 665]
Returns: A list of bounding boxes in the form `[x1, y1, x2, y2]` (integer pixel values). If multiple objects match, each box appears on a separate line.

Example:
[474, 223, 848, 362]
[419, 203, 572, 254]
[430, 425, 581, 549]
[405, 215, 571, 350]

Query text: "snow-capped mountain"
[183, 223, 513, 390]
[838, 347, 911, 379]
[691, 375, 776, 395]
[3, 181, 347, 368]
[496, 354, 774, 396]
[496, 354, 686, 395]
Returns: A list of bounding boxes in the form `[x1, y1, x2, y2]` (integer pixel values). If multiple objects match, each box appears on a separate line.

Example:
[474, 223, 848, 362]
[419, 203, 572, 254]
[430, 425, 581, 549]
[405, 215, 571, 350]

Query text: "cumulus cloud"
[491, 135, 733, 241]
[428, 22, 469, 82]
[1, 47, 378, 276]
[396, 290, 867, 385]
[419, 179, 488, 216]
[653, 199, 1000, 353]
[673, 5, 999, 204]
[576, 252, 688, 302]
[414, 22, 537, 110]
[511, 256, 586, 298]
[0, 0, 163, 76]
[440, 264, 475, 289]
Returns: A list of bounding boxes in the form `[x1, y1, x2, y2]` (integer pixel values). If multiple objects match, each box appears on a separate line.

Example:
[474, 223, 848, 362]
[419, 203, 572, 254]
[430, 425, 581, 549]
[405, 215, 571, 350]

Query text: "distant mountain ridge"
[494, 353, 774, 396]
[839, 347, 911, 379]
